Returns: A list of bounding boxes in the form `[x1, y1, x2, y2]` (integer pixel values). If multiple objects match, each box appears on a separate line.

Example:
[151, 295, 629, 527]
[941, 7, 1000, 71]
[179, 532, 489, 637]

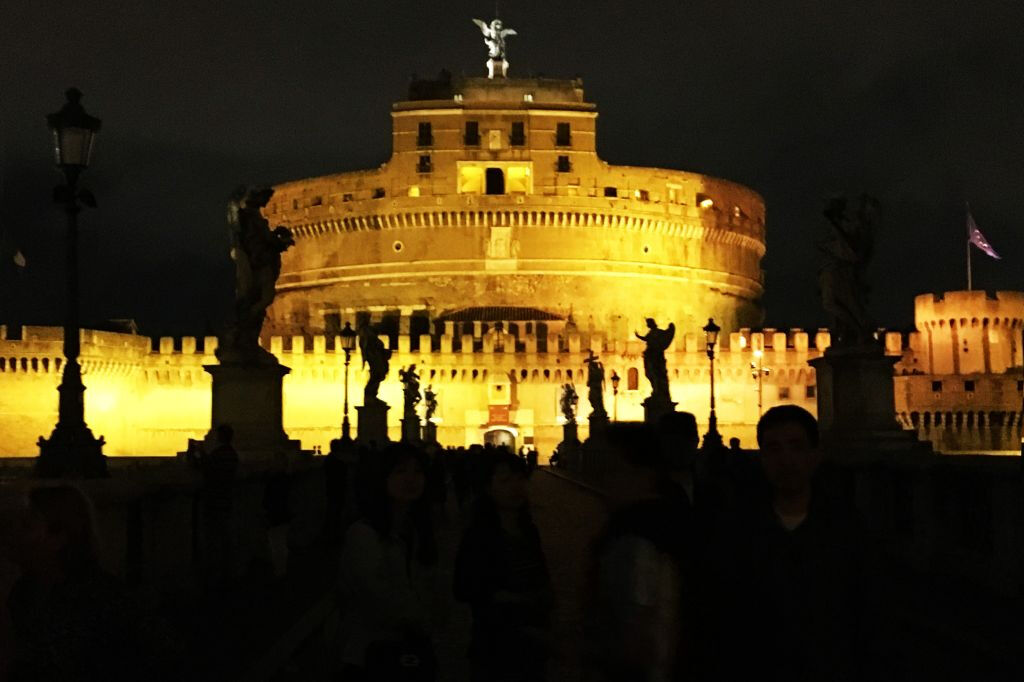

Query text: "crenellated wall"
[1, 324, 830, 457]
[3, 290, 1021, 457]
[914, 291, 1024, 375]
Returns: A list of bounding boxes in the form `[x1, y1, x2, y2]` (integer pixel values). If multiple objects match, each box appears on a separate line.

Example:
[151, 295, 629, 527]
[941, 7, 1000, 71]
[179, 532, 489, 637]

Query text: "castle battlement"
[915, 290, 1024, 330]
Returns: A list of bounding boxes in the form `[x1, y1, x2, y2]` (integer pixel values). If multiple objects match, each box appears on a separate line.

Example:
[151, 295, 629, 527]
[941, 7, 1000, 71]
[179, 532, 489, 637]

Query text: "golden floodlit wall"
[3, 313, 1020, 457]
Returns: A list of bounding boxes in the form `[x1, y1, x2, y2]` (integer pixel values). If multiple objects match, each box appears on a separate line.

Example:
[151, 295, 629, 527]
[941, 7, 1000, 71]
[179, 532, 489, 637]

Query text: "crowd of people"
[0, 404, 882, 681]
[328, 404, 879, 681]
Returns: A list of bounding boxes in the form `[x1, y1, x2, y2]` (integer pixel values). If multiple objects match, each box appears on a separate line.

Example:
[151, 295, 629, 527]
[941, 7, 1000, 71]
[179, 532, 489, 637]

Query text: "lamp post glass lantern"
[340, 322, 357, 440]
[610, 370, 620, 421]
[702, 318, 723, 449]
[37, 89, 106, 478]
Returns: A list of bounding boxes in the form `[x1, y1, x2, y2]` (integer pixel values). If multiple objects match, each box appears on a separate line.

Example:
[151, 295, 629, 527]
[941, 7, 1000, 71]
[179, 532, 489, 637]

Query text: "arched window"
[627, 367, 639, 391]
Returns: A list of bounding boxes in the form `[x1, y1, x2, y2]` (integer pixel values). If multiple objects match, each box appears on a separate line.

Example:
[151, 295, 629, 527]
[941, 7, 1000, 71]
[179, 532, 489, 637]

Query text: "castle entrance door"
[483, 427, 515, 450]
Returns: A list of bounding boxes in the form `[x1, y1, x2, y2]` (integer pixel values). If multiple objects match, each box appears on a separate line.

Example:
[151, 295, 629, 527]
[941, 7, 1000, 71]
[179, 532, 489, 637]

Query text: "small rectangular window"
[556, 155, 571, 173]
[417, 155, 432, 173]
[805, 385, 816, 399]
[604, 186, 618, 198]
[964, 380, 975, 392]
[778, 386, 791, 400]
[932, 380, 943, 392]
[464, 121, 480, 146]
[292, 199, 299, 210]
[510, 122, 526, 146]
[556, 122, 571, 146]
[372, 188, 386, 199]
[634, 189, 650, 201]
[417, 122, 433, 146]
[1018, 380, 1023, 392]
[342, 193, 353, 202]
[311, 196, 322, 206]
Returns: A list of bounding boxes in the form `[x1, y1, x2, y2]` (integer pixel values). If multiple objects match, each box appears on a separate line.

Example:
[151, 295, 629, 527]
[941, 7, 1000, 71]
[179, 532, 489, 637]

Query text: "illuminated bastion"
[263, 74, 766, 341]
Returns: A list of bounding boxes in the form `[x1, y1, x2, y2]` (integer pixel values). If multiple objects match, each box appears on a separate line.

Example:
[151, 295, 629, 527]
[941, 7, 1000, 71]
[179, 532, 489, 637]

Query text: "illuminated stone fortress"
[1, 60, 1022, 457]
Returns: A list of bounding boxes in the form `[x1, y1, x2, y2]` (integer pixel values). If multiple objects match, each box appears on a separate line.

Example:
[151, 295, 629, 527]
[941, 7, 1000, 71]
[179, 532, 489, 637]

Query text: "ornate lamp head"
[703, 318, 721, 351]
[47, 88, 101, 169]
[340, 322, 357, 353]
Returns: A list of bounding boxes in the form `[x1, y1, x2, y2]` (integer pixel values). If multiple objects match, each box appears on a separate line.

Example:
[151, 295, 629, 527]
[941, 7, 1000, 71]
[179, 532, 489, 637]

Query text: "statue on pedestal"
[585, 351, 607, 417]
[472, 17, 517, 77]
[472, 17, 517, 60]
[222, 185, 294, 362]
[635, 318, 675, 403]
[399, 364, 421, 419]
[424, 385, 438, 422]
[818, 194, 879, 347]
[560, 383, 579, 425]
[359, 324, 391, 405]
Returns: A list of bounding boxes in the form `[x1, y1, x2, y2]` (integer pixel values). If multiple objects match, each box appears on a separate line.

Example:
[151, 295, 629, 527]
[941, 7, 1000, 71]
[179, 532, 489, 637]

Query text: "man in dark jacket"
[704, 405, 871, 681]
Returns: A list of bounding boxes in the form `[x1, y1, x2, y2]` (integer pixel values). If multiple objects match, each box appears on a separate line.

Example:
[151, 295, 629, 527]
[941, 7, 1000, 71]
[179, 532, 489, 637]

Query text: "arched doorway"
[483, 427, 516, 450]
[485, 167, 505, 195]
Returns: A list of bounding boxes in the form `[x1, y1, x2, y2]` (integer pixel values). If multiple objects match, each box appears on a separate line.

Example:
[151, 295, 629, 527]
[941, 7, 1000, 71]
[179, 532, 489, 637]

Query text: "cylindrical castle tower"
[264, 73, 765, 341]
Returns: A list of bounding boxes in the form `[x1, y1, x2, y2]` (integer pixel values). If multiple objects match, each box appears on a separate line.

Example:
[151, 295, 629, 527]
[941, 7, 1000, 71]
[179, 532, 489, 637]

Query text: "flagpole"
[967, 231, 972, 291]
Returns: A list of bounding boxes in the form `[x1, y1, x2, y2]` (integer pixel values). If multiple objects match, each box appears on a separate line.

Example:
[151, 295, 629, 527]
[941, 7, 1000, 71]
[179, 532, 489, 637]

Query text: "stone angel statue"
[635, 318, 675, 403]
[585, 351, 607, 417]
[424, 385, 438, 421]
[560, 383, 579, 425]
[222, 185, 295, 362]
[358, 324, 392, 404]
[818, 194, 879, 347]
[399, 364, 422, 419]
[472, 18, 517, 60]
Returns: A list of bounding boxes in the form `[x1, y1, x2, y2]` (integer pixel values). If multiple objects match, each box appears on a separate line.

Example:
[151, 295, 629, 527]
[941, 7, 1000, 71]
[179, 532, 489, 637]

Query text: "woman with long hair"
[453, 449, 553, 682]
[337, 443, 440, 681]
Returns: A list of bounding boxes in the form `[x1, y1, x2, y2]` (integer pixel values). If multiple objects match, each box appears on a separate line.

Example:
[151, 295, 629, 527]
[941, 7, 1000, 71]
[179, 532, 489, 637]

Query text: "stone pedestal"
[587, 410, 609, 441]
[357, 401, 390, 447]
[401, 416, 422, 444]
[643, 397, 676, 425]
[558, 421, 582, 470]
[809, 345, 930, 458]
[203, 362, 301, 460]
[487, 58, 509, 78]
[423, 421, 438, 445]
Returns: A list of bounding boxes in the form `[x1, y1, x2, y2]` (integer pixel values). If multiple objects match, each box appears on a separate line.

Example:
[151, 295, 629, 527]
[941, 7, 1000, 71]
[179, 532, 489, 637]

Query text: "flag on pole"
[968, 210, 1001, 259]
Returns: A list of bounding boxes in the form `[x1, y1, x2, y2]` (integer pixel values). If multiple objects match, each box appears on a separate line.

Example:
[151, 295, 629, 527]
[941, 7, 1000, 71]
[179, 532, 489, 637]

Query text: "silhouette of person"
[5, 486, 182, 681]
[704, 406, 871, 681]
[337, 444, 440, 680]
[584, 422, 688, 682]
[454, 450, 553, 681]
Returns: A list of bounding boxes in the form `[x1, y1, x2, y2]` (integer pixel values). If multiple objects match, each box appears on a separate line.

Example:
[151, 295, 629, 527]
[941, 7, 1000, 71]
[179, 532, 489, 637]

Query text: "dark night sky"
[1, 0, 1021, 337]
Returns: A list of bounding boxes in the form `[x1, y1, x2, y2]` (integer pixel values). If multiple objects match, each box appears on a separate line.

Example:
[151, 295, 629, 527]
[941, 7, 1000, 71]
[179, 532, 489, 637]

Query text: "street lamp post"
[610, 370, 620, 422]
[750, 348, 771, 418]
[702, 318, 723, 449]
[340, 322, 357, 441]
[37, 89, 107, 478]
